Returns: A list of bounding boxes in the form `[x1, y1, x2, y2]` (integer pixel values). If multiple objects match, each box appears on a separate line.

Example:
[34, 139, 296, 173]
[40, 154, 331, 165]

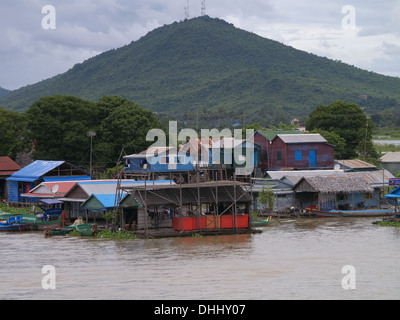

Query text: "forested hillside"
[1, 16, 400, 128]
[0, 87, 9, 97]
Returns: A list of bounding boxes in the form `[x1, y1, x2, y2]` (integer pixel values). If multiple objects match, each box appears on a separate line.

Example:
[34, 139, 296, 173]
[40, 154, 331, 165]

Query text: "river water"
[1, 217, 399, 300]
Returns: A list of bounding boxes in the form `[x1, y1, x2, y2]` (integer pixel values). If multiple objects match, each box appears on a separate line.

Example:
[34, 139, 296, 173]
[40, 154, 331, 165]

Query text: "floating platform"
[133, 227, 262, 239]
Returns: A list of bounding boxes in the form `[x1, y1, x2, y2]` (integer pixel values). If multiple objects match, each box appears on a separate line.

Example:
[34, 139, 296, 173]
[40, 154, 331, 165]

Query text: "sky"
[1, 0, 400, 90]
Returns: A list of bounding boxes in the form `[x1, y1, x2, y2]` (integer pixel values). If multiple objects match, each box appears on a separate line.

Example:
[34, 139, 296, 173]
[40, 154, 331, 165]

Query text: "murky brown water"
[1, 217, 399, 300]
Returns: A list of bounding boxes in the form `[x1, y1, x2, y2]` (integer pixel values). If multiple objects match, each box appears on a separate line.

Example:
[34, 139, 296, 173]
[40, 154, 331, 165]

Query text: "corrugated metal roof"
[81, 194, 125, 210]
[277, 134, 327, 144]
[43, 176, 91, 182]
[345, 170, 394, 185]
[267, 170, 345, 180]
[335, 159, 376, 169]
[6, 161, 65, 182]
[64, 180, 176, 201]
[256, 130, 302, 141]
[380, 152, 400, 163]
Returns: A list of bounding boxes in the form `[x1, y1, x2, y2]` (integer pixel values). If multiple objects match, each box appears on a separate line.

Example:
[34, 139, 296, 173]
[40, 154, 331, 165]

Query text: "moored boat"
[252, 216, 272, 226]
[75, 223, 97, 236]
[0, 215, 33, 232]
[44, 225, 75, 236]
[44, 218, 97, 237]
[308, 208, 394, 218]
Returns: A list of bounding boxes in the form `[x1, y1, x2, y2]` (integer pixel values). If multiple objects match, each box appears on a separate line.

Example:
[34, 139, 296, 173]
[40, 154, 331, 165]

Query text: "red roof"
[0, 156, 21, 176]
[21, 181, 78, 199]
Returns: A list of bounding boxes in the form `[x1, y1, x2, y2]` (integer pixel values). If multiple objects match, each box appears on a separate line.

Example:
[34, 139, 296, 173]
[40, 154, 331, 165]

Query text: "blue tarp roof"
[43, 176, 91, 182]
[7, 161, 65, 182]
[384, 186, 400, 199]
[81, 193, 126, 210]
[6, 160, 90, 183]
[40, 199, 64, 205]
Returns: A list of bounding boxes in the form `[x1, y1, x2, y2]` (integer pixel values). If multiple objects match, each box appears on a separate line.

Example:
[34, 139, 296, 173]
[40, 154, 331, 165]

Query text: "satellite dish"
[52, 184, 59, 194]
[334, 164, 340, 171]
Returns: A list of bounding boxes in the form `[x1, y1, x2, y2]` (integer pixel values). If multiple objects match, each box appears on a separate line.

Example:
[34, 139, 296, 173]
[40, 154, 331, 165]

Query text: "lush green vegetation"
[0, 203, 32, 215]
[0, 106, 30, 158]
[377, 220, 400, 228]
[0, 95, 165, 176]
[95, 230, 138, 240]
[1, 16, 400, 129]
[0, 87, 9, 98]
[306, 101, 377, 160]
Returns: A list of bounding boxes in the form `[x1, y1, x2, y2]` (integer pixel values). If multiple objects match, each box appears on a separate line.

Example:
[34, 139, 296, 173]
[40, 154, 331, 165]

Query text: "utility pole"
[88, 131, 96, 178]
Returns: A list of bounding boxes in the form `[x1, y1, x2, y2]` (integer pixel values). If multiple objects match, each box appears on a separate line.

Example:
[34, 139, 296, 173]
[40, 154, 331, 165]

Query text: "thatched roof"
[293, 176, 374, 194]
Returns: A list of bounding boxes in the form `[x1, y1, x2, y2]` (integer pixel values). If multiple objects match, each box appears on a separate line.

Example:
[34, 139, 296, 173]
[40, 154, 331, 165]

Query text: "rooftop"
[276, 134, 327, 144]
[293, 176, 374, 194]
[0, 156, 21, 176]
[380, 152, 400, 163]
[6, 160, 90, 182]
[256, 130, 302, 141]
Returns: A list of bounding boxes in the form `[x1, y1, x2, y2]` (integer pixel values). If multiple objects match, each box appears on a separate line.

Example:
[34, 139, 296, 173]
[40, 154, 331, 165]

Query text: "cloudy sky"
[1, 0, 400, 90]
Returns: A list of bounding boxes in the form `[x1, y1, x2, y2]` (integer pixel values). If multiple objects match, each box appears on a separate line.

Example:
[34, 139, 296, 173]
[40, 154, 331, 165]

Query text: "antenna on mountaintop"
[184, 0, 190, 19]
[201, 0, 206, 16]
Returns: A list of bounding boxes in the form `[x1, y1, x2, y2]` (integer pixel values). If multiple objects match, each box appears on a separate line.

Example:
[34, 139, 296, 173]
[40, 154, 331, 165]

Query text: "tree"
[0, 107, 30, 158]
[257, 183, 275, 212]
[27, 95, 98, 162]
[99, 99, 165, 161]
[310, 129, 346, 159]
[26, 95, 165, 172]
[306, 101, 377, 160]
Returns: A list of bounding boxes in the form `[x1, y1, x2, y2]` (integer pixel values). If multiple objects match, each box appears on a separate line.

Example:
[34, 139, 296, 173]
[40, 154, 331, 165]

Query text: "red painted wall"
[269, 137, 334, 170]
[253, 132, 270, 170]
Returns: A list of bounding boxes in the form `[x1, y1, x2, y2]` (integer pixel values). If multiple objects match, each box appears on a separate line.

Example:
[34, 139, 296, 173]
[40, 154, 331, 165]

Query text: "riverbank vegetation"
[377, 220, 400, 228]
[95, 230, 138, 240]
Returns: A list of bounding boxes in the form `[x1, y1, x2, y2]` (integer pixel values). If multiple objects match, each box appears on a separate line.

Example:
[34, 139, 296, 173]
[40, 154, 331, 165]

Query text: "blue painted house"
[210, 139, 261, 172]
[124, 147, 195, 174]
[6, 160, 91, 203]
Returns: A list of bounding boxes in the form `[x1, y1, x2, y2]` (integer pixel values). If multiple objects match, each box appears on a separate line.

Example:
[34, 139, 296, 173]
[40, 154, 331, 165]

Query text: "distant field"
[373, 127, 400, 140]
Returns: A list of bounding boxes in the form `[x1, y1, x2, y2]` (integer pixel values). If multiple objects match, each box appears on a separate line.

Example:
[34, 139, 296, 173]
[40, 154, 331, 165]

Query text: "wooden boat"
[310, 210, 342, 217]
[309, 208, 394, 218]
[75, 224, 97, 236]
[44, 218, 97, 237]
[0, 215, 33, 232]
[252, 216, 272, 226]
[32, 214, 63, 231]
[44, 225, 75, 236]
[0, 213, 63, 231]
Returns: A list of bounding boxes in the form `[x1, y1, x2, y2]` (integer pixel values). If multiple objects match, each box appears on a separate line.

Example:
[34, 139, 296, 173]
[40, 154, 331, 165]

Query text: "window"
[295, 151, 302, 161]
[264, 151, 268, 161]
[139, 159, 147, 168]
[364, 193, 373, 200]
[277, 151, 282, 161]
[337, 193, 349, 201]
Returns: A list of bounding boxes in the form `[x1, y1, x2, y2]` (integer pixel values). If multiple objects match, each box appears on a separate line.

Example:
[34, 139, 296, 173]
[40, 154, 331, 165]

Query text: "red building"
[269, 134, 335, 170]
[251, 130, 303, 170]
[0, 157, 21, 200]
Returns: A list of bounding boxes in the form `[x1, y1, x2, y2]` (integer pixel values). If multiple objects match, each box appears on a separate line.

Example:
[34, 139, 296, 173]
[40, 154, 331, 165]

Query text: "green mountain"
[0, 87, 10, 98]
[1, 16, 400, 122]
